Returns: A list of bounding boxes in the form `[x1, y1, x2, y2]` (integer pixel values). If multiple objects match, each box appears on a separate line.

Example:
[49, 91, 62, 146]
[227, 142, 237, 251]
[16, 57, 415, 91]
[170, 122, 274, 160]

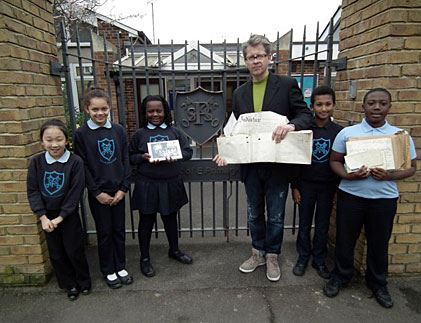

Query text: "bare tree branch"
[54, 0, 106, 25]
[53, 0, 145, 42]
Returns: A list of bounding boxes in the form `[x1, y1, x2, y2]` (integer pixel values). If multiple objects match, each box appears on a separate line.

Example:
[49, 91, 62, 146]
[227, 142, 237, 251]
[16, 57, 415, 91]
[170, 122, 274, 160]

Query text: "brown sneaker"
[266, 253, 281, 282]
[239, 248, 265, 273]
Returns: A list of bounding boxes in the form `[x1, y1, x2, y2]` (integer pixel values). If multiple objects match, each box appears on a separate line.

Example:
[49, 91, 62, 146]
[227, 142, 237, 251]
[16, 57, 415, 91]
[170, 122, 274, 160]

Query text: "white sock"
[118, 269, 128, 277]
[107, 273, 117, 280]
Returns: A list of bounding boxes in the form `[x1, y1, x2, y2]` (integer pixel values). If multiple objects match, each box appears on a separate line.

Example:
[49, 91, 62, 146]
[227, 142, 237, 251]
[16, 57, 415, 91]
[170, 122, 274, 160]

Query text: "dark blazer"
[232, 73, 312, 130]
[232, 72, 313, 181]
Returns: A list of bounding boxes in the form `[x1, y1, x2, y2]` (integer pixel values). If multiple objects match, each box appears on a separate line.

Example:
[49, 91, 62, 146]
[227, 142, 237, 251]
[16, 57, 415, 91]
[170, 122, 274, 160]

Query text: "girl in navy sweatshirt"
[129, 95, 193, 278]
[74, 89, 133, 289]
[27, 119, 91, 300]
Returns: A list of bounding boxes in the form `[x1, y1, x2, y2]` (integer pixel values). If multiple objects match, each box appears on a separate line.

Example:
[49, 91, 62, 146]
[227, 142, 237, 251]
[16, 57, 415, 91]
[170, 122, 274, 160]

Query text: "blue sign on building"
[294, 76, 314, 108]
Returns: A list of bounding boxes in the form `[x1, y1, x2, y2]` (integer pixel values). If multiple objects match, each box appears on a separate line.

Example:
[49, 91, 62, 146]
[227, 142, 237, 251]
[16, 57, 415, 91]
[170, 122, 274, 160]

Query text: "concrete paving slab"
[1, 236, 420, 323]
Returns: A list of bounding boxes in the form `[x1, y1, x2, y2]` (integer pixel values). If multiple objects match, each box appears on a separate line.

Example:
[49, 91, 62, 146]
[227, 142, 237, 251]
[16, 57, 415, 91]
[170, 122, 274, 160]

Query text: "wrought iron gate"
[56, 12, 341, 241]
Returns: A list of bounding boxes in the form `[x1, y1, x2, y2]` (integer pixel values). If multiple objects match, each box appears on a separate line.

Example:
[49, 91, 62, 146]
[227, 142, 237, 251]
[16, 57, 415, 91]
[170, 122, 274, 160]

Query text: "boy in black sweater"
[291, 86, 343, 279]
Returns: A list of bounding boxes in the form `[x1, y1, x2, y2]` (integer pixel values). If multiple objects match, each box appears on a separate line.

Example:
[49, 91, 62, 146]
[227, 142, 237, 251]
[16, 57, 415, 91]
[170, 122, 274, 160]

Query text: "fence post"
[288, 29, 293, 77]
[312, 22, 320, 89]
[60, 20, 89, 243]
[116, 32, 126, 126]
[299, 25, 306, 91]
[223, 181, 229, 242]
[324, 18, 334, 87]
[60, 20, 76, 133]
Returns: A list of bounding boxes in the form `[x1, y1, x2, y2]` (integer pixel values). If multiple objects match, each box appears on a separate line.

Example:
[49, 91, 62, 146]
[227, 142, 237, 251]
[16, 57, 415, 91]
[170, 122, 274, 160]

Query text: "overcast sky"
[98, 0, 342, 44]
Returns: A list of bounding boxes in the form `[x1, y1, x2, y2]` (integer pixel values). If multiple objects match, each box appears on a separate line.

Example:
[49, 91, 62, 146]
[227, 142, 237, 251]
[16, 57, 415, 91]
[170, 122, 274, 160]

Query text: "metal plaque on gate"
[175, 87, 225, 145]
[180, 160, 241, 182]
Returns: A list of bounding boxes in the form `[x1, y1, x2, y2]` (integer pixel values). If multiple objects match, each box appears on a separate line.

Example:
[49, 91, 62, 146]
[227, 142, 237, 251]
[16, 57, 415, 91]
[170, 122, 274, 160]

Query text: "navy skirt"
[131, 176, 188, 215]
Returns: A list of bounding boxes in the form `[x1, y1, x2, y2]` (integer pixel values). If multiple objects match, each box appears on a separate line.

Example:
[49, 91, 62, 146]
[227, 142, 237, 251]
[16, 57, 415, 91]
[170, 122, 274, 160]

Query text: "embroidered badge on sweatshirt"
[97, 138, 116, 163]
[312, 138, 331, 163]
[43, 171, 65, 197]
[149, 134, 169, 142]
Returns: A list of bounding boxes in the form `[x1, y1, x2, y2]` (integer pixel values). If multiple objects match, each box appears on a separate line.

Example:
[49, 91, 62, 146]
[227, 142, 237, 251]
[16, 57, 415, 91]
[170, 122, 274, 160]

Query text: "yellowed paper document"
[231, 111, 289, 136]
[217, 131, 312, 164]
[346, 137, 395, 171]
[344, 150, 384, 172]
[218, 111, 312, 164]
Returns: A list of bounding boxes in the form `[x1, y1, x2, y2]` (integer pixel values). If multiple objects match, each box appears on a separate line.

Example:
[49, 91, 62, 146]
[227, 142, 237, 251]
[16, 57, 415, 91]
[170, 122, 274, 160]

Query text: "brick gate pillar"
[332, 0, 421, 274]
[0, 0, 64, 285]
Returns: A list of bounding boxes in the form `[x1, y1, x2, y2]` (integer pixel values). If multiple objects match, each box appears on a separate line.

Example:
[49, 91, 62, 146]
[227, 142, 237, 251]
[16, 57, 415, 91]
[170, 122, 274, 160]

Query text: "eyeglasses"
[245, 54, 267, 62]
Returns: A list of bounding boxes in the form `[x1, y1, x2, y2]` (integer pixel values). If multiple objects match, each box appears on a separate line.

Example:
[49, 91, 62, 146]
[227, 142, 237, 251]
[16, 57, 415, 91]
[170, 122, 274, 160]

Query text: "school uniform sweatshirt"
[292, 119, 343, 189]
[27, 152, 85, 218]
[74, 122, 130, 196]
[129, 126, 193, 180]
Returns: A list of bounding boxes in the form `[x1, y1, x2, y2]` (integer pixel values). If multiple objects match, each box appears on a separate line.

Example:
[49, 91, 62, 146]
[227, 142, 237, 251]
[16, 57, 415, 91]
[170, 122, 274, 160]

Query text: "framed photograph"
[147, 140, 183, 162]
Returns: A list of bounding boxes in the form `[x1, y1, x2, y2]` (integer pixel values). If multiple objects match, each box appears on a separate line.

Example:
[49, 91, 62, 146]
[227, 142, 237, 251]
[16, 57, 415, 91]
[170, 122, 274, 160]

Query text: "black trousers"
[296, 181, 337, 266]
[332, 190, 397, 290]
[88, 193, 126, 275]
[45, 211, 91, 290]
[138, 212, 178, 260]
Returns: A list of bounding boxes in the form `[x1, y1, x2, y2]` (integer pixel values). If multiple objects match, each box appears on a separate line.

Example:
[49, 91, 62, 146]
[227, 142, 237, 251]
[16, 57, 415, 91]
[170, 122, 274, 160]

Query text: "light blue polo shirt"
[332, 118, 416, 199]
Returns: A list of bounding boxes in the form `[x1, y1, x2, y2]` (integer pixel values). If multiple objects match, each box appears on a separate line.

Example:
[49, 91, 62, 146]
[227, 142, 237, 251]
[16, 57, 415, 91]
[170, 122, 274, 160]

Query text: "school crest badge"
[43, 171, 65, 196]
[312, 138, 330, 162]
[149, 134, 169, 142]
[97, 138, 115, 161]
[175, 87, 225, 145]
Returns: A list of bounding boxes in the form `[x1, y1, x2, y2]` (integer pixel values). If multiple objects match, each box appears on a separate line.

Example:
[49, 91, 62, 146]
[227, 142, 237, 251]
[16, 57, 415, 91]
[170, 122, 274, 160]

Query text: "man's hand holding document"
[344, 131, 411, 173]
[216, 111, 312, 164]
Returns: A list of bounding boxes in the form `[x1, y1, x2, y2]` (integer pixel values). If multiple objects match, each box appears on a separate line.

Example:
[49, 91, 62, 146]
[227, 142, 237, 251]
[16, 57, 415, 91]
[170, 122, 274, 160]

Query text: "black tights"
[138, 212, 179, 260]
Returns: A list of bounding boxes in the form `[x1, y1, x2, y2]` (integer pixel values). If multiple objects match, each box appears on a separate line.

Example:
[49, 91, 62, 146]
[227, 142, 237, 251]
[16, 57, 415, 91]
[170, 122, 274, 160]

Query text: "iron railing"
[57, 12, 339, 241]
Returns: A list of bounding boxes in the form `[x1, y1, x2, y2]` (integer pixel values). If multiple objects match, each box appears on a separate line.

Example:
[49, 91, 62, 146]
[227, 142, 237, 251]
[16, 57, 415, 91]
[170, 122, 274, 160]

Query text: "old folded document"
[217, 131, 313, 164]
[344, 131, 411, 172]
[217, 111, 312, 164]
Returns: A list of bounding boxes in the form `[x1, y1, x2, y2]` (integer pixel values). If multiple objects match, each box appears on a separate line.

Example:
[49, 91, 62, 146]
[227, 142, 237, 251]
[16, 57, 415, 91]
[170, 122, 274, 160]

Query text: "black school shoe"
[292, 262, 307, 276]
[140, 258, 155, 278]
[168, 250, 193, 264]
[104, 275, 122, 289]
[312, 263, 331, 279]
[372, 287, 394, 308]
[80, 285, 92, 295]
[67, 287, 79, 301]
[117, 272, 134, 285]
[323, 278, 342, 298]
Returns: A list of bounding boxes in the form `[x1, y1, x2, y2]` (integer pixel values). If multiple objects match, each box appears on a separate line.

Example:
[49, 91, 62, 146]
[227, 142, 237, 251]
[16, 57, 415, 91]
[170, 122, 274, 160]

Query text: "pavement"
[1, 234, 421, 323]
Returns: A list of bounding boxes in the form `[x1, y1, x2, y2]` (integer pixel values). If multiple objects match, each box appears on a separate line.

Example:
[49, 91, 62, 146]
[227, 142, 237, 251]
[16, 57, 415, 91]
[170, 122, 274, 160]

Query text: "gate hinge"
[331, 57, 347, 71]
[50, 61, 64, 76]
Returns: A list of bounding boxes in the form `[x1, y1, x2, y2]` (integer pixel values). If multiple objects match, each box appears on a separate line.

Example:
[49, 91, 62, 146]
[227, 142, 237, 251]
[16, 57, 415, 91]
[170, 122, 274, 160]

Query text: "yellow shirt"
[252, 75, 268, 112]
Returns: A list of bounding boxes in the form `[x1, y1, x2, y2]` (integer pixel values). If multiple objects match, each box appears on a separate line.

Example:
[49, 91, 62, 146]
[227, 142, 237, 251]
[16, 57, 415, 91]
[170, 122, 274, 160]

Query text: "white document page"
[346, 137, 396, 170]
[344, 149, 384, 172]
[147, 140, 183, 162]
[231, 111, 289, 135]
[217, 130, 312, 164]
[223, 112, 237, 136]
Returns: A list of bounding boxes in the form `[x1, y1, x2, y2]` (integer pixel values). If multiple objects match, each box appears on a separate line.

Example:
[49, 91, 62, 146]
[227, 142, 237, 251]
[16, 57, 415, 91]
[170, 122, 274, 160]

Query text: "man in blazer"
[215, 34, 312, 282]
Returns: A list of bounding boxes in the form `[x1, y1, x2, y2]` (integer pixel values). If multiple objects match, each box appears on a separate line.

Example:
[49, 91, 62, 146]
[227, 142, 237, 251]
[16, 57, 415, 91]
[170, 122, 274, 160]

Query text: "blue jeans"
[244, 167, 288, 254]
